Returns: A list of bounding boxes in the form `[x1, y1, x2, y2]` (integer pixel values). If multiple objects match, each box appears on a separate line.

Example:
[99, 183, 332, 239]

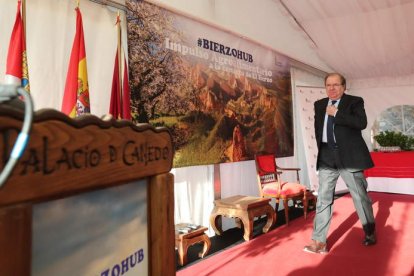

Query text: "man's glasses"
[325, 84, 343, 88]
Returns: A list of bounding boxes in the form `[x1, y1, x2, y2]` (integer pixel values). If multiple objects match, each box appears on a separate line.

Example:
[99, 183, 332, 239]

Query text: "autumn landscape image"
[126, 1, 293, 167]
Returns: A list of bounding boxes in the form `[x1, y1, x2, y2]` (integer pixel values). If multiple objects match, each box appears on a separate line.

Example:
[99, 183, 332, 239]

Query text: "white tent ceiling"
[280, 0, 414, 81]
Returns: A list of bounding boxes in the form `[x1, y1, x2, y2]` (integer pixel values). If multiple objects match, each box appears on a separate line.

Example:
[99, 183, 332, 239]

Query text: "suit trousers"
[312, 144, 375, 243]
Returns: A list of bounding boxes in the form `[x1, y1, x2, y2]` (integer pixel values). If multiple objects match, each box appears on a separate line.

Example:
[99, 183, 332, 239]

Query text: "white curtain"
[172, 165, 215, 234]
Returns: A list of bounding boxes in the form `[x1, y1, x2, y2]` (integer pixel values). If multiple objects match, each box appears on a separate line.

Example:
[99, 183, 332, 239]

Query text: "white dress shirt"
[322, 99, 340, 143]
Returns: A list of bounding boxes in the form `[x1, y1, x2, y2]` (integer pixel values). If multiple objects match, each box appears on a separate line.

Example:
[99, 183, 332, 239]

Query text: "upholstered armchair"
[255, 153, 308, 225]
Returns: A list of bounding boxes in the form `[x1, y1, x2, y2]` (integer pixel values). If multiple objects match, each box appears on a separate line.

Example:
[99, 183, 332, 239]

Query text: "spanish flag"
[62, 7, 90, 118]
[5, 0, 30, 92]
[109, 14, 131, 120]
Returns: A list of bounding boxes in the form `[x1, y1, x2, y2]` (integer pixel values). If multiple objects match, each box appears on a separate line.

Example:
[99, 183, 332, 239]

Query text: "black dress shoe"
[363, 231, 377, 246]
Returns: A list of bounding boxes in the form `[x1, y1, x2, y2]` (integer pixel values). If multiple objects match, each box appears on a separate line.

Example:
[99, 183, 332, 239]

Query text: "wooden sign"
[0, 105, 175, 276]
[0, 106, 173, 206]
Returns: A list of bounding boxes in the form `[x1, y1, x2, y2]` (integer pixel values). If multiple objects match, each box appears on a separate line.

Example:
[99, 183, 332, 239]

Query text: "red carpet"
[178, 192, 414, 276]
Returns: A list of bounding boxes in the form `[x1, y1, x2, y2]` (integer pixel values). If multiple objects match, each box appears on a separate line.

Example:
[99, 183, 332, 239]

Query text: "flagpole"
[117, 12, 123, 118]
[21, 0, 26, 39]
[20, 0, 31, 92]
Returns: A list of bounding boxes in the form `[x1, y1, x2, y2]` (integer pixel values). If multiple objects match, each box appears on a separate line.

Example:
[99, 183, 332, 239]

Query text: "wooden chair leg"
[240, 215, 254, 241]
[176, 240, 187, 266]
[198, 234, 211, 258]
[283, 199, 289, 225]
[262, 204, 276, 233]
[209, 212, 223, 236]
[303, 193, 308, 219]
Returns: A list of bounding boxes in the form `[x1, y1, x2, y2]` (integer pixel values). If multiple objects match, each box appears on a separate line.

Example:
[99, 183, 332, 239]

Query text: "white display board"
[295, 85, 348, 193]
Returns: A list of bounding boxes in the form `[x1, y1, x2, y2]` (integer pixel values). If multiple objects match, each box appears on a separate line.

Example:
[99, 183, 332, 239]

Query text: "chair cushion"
[263, 182, 305, 196]
[262, 182, 278, 195]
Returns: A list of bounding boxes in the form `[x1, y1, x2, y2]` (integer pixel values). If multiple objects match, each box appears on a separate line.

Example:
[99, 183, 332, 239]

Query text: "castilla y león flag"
[62, 7, 90, 118]
[121, 57, 131, 120]
[5, 0, 30, 91]
[109, 14, 131, 120]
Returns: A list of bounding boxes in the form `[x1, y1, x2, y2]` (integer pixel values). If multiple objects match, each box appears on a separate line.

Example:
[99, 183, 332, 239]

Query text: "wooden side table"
[209, 195, 276, 241]
[175, 224, 211, 266]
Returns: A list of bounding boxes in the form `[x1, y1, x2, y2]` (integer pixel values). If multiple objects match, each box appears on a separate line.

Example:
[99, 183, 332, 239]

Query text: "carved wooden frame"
[0, 106, 175, 276]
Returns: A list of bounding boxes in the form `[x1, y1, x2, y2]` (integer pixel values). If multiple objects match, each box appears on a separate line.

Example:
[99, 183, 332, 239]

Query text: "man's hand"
[326, 105, 338, 116]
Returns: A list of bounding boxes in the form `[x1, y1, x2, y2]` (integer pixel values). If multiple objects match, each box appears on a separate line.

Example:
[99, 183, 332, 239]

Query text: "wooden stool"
[209, 195, 276, 241]
[175, 223, 211, 266]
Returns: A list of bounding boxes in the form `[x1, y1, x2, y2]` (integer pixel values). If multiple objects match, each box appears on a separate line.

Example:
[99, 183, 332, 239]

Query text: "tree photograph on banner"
[126, 1, 293, 167]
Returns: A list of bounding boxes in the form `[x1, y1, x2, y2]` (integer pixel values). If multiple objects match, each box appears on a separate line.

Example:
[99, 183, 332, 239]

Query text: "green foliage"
[151, 116, 179, 128]
[173, 138, 227, 167]
[180, 111, 216, 129]
[374, 131, 414, 151]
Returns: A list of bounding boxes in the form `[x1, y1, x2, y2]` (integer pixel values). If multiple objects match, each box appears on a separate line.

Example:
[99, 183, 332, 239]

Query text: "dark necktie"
[327, 100, 337, 148]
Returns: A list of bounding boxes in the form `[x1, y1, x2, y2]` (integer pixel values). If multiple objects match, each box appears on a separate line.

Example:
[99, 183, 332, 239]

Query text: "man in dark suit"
[304, 73, 376, 254]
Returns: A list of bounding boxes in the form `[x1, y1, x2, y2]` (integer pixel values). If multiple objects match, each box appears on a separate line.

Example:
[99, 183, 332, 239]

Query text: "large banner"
[126, 1, 293, 167]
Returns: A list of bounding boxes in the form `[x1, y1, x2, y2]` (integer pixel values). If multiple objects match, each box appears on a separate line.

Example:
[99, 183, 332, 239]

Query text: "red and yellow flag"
[62, 7, 90, 118]
[5, 0, 30, 91]
[109, 14, 131, 120]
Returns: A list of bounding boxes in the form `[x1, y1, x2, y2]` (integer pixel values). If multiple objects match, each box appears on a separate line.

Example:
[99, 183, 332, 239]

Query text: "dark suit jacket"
[314, 93, 374, 172]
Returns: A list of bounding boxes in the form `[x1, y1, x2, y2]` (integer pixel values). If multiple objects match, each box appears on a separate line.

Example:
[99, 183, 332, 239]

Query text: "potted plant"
[374, 131, 414, 151]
